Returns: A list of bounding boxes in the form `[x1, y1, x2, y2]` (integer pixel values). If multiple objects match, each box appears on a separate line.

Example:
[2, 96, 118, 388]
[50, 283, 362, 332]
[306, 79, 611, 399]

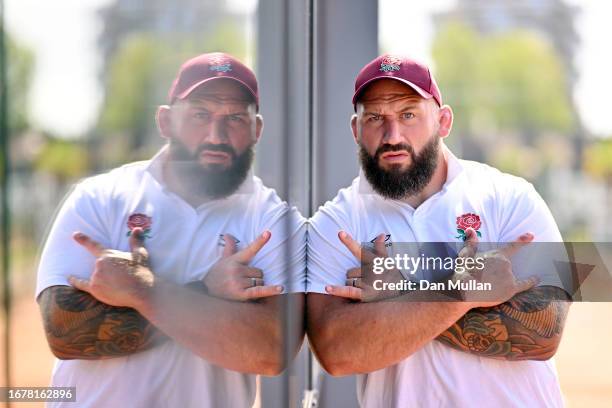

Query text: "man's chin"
[379, 161, 411, 173]
[200, 162, 232, 172]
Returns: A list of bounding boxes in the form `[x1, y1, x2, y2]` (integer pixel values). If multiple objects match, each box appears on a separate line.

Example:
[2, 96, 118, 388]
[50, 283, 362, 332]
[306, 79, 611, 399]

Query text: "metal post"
[0, 0, 13, 393]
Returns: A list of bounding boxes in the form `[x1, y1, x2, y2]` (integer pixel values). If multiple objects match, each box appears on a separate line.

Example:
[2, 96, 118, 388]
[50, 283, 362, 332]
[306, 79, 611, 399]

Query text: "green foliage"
[34, 138, 88, 180]
[432, 23, 574, 136]
[99, 34, 159, 135]
[584, 139, 612, 182]
[2, 33, 35, 133]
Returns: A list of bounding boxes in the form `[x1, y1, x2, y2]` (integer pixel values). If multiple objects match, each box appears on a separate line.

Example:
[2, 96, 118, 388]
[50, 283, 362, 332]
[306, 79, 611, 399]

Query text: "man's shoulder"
[458, 159, 534, 195]
[315, 176, 360, 210]
[64, 160, 152, 213]
[310, 176, 361, 228]
[75, 160, 151, 194]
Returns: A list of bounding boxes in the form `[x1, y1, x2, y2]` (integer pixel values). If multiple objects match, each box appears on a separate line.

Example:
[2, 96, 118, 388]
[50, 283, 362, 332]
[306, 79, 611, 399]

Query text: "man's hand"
[453, 228, 540, 308]
[325, 231, 404, 302]
[204, 231, 283, 301]
[69, 228, 155, 309]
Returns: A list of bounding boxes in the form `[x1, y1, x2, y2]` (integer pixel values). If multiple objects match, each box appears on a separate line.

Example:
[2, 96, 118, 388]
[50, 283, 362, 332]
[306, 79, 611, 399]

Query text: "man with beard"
[36, 53, 306, 407]
[306, 55, 570, 407]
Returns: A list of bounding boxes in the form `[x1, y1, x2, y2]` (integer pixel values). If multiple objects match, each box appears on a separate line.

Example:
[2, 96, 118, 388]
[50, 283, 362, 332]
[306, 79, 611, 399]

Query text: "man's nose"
[382, 119, 403, 145]
[203, 117, 228, 144]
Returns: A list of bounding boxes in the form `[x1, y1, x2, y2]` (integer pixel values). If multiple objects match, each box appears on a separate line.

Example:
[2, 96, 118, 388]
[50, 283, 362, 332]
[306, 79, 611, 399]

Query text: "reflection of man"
[307, 55, 570, 407]
[37, 53, 306, 407]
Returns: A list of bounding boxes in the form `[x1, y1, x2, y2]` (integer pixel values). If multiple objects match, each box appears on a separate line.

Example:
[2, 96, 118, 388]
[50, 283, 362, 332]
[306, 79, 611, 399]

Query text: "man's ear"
[350, 114, 359, 145]
[255, 114, 264, 143]
[437, 105, 453, 138]
[156, 105, 172, 140]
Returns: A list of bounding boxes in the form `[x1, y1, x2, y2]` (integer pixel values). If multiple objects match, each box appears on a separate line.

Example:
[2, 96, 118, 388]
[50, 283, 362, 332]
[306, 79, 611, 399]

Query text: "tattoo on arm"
[436, 286, 570, 361]
[39, 285, 167, 360]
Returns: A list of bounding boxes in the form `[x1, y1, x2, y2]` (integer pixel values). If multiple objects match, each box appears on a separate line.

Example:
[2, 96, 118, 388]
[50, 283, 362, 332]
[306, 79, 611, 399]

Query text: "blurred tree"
[2, 33, 35, 134]
[584, 139, 612, 184]
[432, 23, 574, 146]
[96, 19, 246, 166]
[34, 136, 89, 183]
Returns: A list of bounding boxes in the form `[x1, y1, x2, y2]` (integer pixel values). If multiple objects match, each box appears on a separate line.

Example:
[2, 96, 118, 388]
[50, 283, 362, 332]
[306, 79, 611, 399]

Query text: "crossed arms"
[306, 229, 570, 376]
[38, 230, 304, 375]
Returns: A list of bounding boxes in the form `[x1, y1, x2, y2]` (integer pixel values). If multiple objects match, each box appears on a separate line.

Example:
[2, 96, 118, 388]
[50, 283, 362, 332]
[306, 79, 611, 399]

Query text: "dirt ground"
[1, 293, 610, 407]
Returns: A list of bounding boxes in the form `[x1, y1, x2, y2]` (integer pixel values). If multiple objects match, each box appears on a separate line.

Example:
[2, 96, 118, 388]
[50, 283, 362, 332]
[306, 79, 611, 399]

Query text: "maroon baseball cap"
[168, 52, 259, 107]
[352, 55, 442, 108]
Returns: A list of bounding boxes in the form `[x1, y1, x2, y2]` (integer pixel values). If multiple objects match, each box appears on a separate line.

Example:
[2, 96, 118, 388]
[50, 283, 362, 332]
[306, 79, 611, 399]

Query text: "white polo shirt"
[308, 148, 565, 407]
[36, 147, 306, 408]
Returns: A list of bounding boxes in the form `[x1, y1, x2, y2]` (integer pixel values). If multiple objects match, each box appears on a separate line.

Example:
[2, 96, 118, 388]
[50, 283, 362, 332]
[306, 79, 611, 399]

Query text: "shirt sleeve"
[306, 204, 360, 294]
[35, 178, 112, 299]
[250, 203, 307, 293]
[497, 179, 567, 291]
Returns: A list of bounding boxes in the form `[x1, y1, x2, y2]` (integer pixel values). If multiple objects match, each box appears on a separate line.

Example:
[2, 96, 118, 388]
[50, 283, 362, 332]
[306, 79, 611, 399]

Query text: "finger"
[515, 276, 540, 293]
[346, 267, 362, 279]
[234, 231, 271, 263]
[338, 231, 361, 259]
[68, 275, 92, 293]
[345, 277, 361, 288]
[243, 277, 265, 288]
[129, 228, 149, 264]
[325, 285, 363, 301]
[222, 234, 238, 258]
[458, 228, 479, 258]
[244, 267, 264, 279]
[373, 233, 387, 257]
[339, 231, 376, 264]
[244, 285, 283, 299]
[73, 232, 106, 257]
[499, 232, 534, 258]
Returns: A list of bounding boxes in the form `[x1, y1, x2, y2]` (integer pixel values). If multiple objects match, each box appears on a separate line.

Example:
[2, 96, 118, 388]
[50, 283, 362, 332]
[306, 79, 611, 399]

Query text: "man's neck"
[401, 149, 449, 209]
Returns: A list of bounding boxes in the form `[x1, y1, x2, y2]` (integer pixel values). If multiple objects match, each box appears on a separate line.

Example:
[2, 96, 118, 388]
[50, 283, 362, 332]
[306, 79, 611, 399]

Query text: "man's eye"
[227, 115, 242, 122]
[367, 115, 382, 122]
[195, 112, 210, 120]
[402, 112, 415, 119]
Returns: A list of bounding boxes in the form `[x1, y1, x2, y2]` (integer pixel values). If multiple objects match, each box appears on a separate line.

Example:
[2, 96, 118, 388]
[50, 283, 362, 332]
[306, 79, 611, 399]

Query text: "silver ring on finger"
[251, 277, 258, 288]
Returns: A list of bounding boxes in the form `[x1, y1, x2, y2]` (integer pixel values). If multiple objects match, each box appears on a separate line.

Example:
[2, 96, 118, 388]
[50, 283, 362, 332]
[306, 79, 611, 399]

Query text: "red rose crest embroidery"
[126, 213, 152, 239]
[380, 55, 402, 72]
[456, 213, 482, 241]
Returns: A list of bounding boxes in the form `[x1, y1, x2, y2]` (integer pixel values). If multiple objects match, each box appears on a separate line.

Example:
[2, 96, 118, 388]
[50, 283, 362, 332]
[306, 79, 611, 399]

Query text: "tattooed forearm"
[436, 286, 570, 361]
[38, 285, 167, 359]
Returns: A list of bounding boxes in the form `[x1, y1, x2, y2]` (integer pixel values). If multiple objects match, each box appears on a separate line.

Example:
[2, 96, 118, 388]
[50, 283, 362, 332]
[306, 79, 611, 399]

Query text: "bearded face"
[359, 133, 440, 200]
[168, 138, 254, 199]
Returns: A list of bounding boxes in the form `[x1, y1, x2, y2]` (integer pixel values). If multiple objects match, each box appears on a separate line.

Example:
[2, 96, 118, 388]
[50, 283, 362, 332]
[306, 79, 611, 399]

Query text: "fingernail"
[325, 285, 333, 293]
[262, 230, 271, 239]
[276, 285, 283, 292]
[74, 232, 84, 239]
[338, 231, 346, 239]
[522, 232, 534, 240]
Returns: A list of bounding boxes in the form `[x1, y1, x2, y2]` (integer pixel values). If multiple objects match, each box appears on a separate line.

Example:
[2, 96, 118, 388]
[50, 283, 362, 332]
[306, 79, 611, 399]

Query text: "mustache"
[374, 143, 414, 159]
[195, 143, 237, 158]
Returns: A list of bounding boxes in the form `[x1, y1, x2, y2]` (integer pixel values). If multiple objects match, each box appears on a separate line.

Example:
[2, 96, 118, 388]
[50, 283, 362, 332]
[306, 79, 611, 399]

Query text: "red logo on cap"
[208, 54, 232, 73]
[380, 55, 402, 72]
